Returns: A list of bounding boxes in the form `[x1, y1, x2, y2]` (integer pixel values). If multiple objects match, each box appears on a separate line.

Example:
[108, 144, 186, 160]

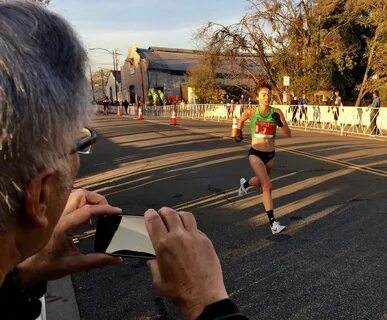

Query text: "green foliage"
[90, 69, 110, 100]
[147, 88, 167, 105]
[158, 90, 166, 105]
[148, 88, 161, 105]
[187, 59, 225, 103]
[317, 0, 386, 104]
[194, 0, 386, 105]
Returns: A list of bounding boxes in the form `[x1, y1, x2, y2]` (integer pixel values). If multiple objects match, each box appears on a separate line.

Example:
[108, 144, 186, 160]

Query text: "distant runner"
[235, 81, 291, 234]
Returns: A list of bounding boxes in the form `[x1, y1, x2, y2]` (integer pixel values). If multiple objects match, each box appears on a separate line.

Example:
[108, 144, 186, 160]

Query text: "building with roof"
[120, 45, 203, 104]
[105, 70, 121, 102]
[120, 45, 264, 105]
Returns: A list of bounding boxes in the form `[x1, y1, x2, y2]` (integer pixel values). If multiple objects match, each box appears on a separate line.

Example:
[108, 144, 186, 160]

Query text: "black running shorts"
[248, 148, 275, 164]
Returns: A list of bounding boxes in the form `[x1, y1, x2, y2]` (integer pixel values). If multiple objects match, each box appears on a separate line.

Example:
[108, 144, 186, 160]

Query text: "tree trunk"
[355, 27, 380, 106]
[242, 20, 283, 103]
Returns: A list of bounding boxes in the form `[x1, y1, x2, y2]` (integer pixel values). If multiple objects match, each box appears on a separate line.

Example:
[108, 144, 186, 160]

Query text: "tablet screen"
[94, 215, 155, 259]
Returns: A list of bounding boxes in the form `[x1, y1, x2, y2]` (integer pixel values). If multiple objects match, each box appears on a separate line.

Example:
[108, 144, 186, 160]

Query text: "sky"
[50, 0, 249, 70]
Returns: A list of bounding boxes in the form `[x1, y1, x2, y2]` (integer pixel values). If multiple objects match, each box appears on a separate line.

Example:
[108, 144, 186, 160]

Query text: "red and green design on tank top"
[250, 106, 277, 139]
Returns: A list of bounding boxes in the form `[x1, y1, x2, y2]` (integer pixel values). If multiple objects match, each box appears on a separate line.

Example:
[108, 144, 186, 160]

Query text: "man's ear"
[24, 168, 55, 228]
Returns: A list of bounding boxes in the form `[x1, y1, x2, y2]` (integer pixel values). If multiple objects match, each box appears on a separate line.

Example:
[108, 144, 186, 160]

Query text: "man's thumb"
[147, 259, 162, 288]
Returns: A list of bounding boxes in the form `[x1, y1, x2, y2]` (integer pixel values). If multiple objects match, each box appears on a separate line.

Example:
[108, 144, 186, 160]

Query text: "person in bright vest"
[235, 81, 291, 234]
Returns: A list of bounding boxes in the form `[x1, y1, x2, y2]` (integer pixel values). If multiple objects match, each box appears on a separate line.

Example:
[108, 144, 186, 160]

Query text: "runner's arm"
[237, 108, 252, 130]
[275, 108, 291, 138]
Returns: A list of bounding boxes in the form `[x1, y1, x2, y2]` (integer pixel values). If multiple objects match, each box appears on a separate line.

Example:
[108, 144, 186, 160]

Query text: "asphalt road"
[72, 115, 387, 320]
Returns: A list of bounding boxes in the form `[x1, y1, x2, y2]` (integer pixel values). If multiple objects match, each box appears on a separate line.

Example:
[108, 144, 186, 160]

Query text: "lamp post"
[88, 65, 96, 102]
[89, 47, 120, 102]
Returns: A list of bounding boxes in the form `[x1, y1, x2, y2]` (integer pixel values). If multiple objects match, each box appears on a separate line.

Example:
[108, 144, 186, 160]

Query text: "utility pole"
[100, 69, 105, 98]
[113, 49, 119, 102]
[89, 65, 96, 102]
[88, 47, 121, 102]
[139, 58, 146, 106]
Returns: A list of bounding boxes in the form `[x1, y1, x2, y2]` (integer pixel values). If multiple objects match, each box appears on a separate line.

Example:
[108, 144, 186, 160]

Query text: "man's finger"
[158, 207, 184, 232]
[60, 204, 122, 231]
[147, 259, 161, 289]
[178, 211, 197, 231]
[145, 209, 168, 248]
[81, 253, 123, 270]
[82, 190, 108, 205]
[65, 253, 123, 274]
[63, 190, 108, 215]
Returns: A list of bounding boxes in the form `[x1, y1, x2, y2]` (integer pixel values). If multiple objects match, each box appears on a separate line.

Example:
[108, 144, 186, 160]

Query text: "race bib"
[255, 121, 275, 138]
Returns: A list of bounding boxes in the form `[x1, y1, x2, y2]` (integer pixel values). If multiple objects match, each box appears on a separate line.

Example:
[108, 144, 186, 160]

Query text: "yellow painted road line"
[277, 146, 387, 178]
[174, 171, 299, 211]
[161, 120, 387, 177]
[115, 118, 387, 178]
[163, 122, 387, 178]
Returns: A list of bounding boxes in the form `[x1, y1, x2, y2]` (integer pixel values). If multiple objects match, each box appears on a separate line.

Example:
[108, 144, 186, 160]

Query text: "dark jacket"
[197, 299, 249, 320]
[0, 269, 46, 320]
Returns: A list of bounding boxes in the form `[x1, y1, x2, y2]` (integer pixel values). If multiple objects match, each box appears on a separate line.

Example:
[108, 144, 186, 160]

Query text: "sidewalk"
[45, 276, 80, 320]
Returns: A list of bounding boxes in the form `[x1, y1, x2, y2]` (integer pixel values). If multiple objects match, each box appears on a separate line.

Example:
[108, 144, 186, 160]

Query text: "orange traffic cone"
[117, 105, 123, 117]
[137, 107, 144, 120]
[170, 109, 178, 125]
[230, 116, 238, 138]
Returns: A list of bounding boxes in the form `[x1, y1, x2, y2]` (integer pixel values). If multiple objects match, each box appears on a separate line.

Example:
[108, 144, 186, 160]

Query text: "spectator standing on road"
[224, 94, 231, 105]
[239, 94, 245, 115]
[224, 94, 231, 119]
[332, 89, 343, 107]
[369, 90, 381, 135]
[298, 93, 308, 123]
[180, 98, 187, 115]
[122, 99, 129, 114]
[290, 95, 299, 124]
[102, 96, 110, 115]
[0, 3, 248, 320]
[235, 81, 291, 235]
[230, 99, 235, 118]
[239, 94, 245, 105]
[330, 88, 342, 128]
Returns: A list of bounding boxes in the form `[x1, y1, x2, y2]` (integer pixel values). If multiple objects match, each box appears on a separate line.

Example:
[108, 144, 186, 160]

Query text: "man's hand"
[145, 207, 228, 320]
[16, 190, 123, 288]
[234, 129, 244, 142]
[272, 112, 283, 127]
[61, 188, 108, 215]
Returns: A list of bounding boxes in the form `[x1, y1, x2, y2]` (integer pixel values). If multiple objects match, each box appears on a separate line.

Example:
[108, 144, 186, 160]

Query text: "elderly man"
[0, 2, 246, 320]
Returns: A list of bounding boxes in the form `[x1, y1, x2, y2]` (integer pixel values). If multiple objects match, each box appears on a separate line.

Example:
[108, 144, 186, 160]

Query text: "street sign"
[283, 76, 290, 86]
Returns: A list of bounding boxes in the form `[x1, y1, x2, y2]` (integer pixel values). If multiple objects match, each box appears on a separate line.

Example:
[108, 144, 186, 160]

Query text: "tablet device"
[94, 215, 156, 259]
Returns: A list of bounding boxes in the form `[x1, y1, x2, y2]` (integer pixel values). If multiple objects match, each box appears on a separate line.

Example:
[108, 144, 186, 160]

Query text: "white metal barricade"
[96, 103, 385, 138]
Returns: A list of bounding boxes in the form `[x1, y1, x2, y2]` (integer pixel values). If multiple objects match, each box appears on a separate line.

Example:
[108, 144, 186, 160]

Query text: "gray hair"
[0, 1, 93, 228]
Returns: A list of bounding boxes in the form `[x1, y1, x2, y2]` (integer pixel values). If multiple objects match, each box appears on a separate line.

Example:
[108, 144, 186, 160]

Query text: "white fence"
[103, 104, 386, 138]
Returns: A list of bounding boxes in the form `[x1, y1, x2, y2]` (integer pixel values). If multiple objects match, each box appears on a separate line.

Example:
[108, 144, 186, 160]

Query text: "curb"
[45, 276, 80, 320]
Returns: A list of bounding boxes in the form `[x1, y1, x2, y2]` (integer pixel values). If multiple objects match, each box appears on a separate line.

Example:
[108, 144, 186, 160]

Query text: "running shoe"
[238, 178, 248, 197]
[270, 221, 286, 235]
